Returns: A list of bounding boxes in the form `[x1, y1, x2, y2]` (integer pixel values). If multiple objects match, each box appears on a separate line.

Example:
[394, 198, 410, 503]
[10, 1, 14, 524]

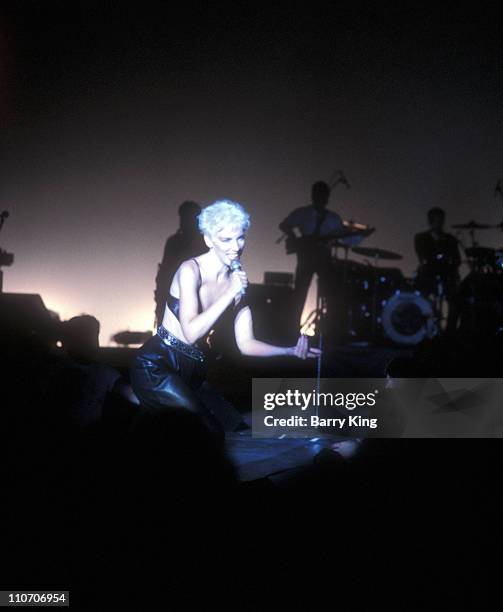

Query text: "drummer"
[414, 207, 461, 333]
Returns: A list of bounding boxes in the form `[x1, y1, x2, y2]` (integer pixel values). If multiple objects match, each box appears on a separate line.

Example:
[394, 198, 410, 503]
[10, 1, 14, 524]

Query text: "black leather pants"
[130, 334, 229, 437]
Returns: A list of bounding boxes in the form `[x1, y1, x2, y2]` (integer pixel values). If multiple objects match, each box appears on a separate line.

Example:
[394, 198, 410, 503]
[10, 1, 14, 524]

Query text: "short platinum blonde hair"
[198, 200, 251, 237]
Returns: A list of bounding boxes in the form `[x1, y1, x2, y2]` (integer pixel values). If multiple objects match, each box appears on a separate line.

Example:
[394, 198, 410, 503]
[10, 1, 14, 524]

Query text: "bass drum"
[381, 291, 437, 345]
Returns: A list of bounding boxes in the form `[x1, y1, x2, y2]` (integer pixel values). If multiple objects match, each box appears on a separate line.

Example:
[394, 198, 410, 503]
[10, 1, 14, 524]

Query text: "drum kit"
[453, 221, 503, 337]
[320, 218, 503, 345]
[331, 238, 429, 346]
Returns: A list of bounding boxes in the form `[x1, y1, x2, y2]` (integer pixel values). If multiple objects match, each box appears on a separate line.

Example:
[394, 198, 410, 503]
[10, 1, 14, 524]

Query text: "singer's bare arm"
[234, 306, 321, 359]
[177, 261, 236, 344]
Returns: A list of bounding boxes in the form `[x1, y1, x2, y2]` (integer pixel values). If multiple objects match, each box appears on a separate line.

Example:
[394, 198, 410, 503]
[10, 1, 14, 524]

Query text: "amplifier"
[247, 283, 297, 345]
[0, 293, 58, 342]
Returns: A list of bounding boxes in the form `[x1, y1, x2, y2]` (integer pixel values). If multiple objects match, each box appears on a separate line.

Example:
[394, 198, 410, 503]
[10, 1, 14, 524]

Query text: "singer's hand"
[291, 334, 322, 360]
[230, 269, 248, 296]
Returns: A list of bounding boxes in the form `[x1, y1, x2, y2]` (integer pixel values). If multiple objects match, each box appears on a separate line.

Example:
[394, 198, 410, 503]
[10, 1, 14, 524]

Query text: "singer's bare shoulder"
[171, 259, 201, 293]
[177, 256, 205, 276]
[178, 257, 201, 272]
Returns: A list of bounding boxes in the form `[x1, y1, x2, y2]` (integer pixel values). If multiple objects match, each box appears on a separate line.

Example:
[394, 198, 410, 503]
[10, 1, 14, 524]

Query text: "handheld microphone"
[229, 259, 246, 295]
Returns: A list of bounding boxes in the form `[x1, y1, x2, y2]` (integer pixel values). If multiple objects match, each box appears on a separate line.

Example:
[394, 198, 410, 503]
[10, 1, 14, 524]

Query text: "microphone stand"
[314, 288, 326, 414]
[299, 275, 325, 404]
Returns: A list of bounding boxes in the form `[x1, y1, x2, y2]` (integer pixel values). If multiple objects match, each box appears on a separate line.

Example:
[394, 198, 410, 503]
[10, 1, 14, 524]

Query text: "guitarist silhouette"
[279, 181, 345, 327]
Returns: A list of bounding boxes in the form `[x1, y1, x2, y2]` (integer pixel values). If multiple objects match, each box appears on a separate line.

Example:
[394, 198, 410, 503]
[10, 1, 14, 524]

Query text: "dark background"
[1, 2, 502, 343]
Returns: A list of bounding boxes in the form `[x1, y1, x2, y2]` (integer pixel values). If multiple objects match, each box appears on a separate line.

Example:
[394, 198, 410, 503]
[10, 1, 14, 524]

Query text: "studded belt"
[157, 325, 205, 362]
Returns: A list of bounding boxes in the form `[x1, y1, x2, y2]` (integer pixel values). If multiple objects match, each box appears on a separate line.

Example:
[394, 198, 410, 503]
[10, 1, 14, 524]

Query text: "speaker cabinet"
[0, 293, 58, 341]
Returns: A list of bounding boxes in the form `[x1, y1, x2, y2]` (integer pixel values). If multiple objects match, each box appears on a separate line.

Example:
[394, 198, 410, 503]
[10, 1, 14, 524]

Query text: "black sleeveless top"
[166, 293, 181, 319]
[165, 258, 199, 321]
[166, 258, 247, 355]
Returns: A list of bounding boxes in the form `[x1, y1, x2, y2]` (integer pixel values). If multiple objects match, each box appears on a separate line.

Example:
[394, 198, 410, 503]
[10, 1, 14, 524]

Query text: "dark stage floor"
[3, 338, 502, 609]
[225, 430, 335, 481]
[98, 342, 412, 482]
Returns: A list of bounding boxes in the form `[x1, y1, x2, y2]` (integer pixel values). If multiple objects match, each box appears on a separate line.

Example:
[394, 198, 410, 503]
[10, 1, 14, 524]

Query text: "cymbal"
[452, 221, 493, 230]
[352, 246, 403, 260]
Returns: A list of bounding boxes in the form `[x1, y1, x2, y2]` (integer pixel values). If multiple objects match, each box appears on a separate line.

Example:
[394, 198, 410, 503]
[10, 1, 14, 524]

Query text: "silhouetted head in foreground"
[61, 315, 100, 362]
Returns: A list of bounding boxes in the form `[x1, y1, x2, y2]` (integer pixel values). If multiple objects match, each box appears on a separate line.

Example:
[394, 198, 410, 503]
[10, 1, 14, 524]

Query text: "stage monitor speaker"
[247, 284, 298, 345]
[0, 293, 59, 341]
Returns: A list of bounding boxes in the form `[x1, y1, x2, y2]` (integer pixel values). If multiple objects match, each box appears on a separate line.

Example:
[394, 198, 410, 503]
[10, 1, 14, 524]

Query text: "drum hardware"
[451, 221, 493, 230]
[332, 223, 374, 300]
[349, 247, 404, 339]
[458, 271, 503, 336]
[451, 220, 493, 250]
[455, 213, 503, 335]
[464, 246, 497, 272]
[303, 241, 437, 346]
[452, 215, 503, 273]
